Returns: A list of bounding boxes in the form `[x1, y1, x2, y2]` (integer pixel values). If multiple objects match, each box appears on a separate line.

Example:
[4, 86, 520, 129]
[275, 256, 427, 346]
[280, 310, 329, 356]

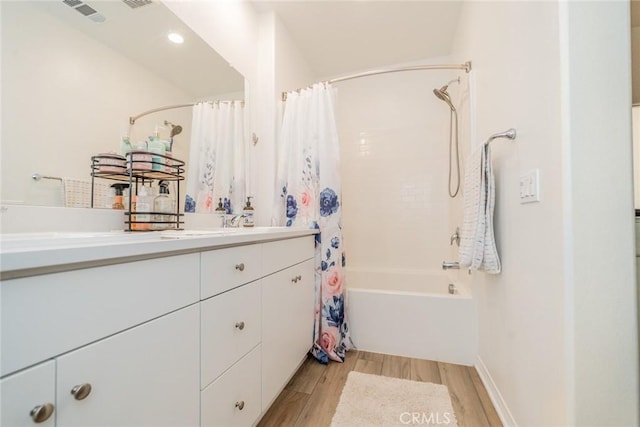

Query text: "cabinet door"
[201, 345, 261, 427]
[201, 281, 261, 388]
[55, 305, 200, 427]
[1, 360, 56, 427]
[261, 259, 315, 410]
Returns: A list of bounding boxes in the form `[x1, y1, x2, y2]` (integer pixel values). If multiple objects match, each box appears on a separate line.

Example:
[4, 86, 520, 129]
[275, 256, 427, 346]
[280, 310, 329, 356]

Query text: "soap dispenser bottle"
[242, 196, 255, 227]
[133, 184, 153, 230]
[153, 181, 174, 230]
[111, 183, 129, 210]
[215, 198, 226, 227]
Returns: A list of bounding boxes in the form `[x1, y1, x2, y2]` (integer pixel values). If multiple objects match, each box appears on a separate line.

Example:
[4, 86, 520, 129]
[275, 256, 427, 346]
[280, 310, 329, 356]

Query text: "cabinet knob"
[30, 403, 54, 423]
[235, 321, 245, 330]
[291, 275, 302, 283]
[235, 263, 245, 272]
[71, 383, 92, 401]
[235, 401, 245, 411]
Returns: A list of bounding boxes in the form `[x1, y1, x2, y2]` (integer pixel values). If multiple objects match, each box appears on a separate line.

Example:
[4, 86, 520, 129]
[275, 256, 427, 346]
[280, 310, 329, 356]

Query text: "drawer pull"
[30, 403, 54, 423]
[235, 321, 245, 330]
[291, 275, 303, 283]
[235, 401, 245, 410]
[71, 383, 92, 401]
[235, 263, 245, 272]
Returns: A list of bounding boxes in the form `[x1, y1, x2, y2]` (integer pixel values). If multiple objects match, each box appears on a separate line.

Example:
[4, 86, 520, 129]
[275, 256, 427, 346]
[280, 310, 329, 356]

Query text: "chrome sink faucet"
[223, 214, 246, 228]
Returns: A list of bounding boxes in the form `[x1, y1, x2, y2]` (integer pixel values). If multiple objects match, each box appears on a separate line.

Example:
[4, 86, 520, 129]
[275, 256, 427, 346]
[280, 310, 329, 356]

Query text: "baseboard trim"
[475, 355, 517, 427]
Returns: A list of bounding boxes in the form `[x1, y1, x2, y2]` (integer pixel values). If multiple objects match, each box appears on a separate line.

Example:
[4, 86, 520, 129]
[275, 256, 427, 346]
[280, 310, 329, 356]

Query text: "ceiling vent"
[63, 0, 83, 7]
[74, 4, 98, 16]
[122, 0, 153, 9]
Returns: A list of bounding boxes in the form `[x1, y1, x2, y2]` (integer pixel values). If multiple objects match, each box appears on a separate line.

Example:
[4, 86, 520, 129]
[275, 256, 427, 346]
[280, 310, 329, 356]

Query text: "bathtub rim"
[344, 266, 472, 298]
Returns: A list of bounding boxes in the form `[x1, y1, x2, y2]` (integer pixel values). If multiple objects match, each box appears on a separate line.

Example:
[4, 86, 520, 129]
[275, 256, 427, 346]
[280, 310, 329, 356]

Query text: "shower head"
[164, 120, 183, 137]
[433, 77, 460, 112]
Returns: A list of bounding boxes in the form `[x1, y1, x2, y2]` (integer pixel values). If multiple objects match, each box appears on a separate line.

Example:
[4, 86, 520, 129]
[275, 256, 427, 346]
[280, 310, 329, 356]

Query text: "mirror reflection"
[1, 0, 244, 208]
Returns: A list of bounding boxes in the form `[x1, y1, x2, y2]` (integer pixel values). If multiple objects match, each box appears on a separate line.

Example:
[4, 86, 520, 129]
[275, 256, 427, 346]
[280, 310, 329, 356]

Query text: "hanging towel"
[458, 143, 501, 274]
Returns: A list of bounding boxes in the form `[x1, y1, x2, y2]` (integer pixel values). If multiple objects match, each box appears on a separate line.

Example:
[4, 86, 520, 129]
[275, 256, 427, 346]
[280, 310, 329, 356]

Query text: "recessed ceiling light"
[167, 32, 184, 44]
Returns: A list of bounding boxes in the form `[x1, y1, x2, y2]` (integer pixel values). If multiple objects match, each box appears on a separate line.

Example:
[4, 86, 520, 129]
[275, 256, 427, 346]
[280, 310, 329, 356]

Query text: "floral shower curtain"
[185, 101, 245, 214]
[273, 83, 353, 363]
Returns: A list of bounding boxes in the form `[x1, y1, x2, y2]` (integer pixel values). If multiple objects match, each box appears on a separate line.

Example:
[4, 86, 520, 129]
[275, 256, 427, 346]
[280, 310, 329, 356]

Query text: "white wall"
[453, 1, 638, 426]
[562, 2, 638, 425]
[634, 107, 640, 210]
[1, 1, 193, 206]
[453, 2, 568, 425]
[335, 63, 459, 278]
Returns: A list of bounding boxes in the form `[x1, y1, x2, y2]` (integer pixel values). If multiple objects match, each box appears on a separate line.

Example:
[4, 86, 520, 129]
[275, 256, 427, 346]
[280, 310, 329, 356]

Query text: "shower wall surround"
[337, 63, 463, 281]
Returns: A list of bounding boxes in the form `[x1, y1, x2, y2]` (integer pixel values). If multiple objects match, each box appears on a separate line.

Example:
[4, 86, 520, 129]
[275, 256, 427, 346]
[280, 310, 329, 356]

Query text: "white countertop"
[0, 227, 317, 278]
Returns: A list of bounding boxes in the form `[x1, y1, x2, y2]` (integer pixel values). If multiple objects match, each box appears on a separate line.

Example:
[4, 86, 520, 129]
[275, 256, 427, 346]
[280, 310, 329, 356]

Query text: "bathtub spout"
[442, 261, 460, 270]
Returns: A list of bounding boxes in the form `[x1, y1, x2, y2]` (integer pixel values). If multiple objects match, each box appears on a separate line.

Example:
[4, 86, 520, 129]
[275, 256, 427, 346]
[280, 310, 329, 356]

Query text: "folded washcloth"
[458, 143, 501, 274]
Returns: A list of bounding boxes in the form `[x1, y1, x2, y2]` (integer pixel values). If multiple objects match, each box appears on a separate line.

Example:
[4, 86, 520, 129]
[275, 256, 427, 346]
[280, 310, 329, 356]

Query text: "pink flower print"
[323, 267, 343, 297]
[301, 190, 312, 207]
[204, 195, 213, 211]
[318, 326, 339, 354]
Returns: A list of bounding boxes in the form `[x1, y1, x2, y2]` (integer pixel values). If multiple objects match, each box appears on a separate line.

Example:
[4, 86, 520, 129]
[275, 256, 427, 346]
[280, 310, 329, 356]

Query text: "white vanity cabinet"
[1, 253, 200, 427]
[1, 231, 316, 427]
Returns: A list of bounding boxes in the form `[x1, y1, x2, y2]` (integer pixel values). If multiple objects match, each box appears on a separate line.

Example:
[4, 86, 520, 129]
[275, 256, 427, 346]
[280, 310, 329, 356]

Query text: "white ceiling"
[30, 0, 244, 99]
[251, 0, 464, 79]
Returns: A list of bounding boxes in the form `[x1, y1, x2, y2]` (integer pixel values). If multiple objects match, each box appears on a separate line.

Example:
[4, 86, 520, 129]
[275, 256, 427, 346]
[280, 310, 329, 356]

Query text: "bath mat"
[331, 371, 458, 427]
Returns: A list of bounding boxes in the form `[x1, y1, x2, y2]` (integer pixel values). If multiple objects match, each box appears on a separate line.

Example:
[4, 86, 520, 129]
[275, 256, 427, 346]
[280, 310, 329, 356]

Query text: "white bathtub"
[346, 268, 477, 366]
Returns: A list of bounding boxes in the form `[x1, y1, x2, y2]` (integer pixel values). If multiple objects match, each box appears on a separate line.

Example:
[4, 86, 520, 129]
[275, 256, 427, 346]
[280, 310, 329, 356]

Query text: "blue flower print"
[323, 295, 344, 327]
[312, 222, 321, 245]
[286, 219, 292, 227]
[286, 195, 298, 219]
[185, 195, 195, 213]
[342, 252, 346, 267]
[319, 188, 339, 217]
[326, 248, 331, 260]
[321, 260, 328, 271]
[331, 237, 340, 249]
[223, 198, 232, 214]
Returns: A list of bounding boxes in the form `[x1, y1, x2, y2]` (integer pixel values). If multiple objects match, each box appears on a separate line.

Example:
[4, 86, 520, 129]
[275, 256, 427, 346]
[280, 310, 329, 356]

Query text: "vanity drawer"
[262, 236, 315, 277]
[1, 254, 200, 376]
[201, 244, 262, 299]
[201, 344, 261, 427]
[201, 281, 261, 388]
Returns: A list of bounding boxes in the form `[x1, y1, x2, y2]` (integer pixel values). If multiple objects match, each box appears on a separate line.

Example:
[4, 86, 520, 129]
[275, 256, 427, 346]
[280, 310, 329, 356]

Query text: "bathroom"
[1, 1, 638, 427]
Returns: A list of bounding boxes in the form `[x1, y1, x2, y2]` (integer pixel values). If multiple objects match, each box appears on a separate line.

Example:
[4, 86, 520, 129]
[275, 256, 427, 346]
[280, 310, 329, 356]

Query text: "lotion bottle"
[215, 198, 226, 227]
[134, 184, 153, 230]
[153, 181, 174, 230]
[242, 196, 255, 227]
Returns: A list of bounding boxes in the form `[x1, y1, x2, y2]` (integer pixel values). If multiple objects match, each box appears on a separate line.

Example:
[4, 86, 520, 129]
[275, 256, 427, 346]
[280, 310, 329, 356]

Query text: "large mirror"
[1, 0, 244, 208]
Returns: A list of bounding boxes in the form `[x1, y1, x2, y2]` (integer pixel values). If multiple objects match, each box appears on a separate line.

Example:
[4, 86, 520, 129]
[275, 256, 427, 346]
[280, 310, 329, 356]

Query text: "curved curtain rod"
[281, 61, 472, 101]
[129, 100, 244, 125]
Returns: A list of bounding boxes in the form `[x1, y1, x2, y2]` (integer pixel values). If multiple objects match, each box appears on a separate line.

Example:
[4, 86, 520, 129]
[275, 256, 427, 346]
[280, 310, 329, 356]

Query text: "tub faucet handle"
[450, 227, 460, 246]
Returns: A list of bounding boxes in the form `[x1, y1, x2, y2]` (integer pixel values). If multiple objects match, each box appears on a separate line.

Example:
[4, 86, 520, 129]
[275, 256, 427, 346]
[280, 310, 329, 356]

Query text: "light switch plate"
[519, 169, 540, 204]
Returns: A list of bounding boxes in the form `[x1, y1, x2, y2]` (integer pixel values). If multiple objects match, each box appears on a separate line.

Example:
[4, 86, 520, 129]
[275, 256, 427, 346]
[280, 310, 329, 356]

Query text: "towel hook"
[484, 128, 516, 146]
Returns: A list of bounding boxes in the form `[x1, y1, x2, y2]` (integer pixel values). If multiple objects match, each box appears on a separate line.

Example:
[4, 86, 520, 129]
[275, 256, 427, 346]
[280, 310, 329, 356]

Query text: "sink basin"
[159, 227, 295, 239]
[159, 229, 246, 239]
[0, 231, 161, 251]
